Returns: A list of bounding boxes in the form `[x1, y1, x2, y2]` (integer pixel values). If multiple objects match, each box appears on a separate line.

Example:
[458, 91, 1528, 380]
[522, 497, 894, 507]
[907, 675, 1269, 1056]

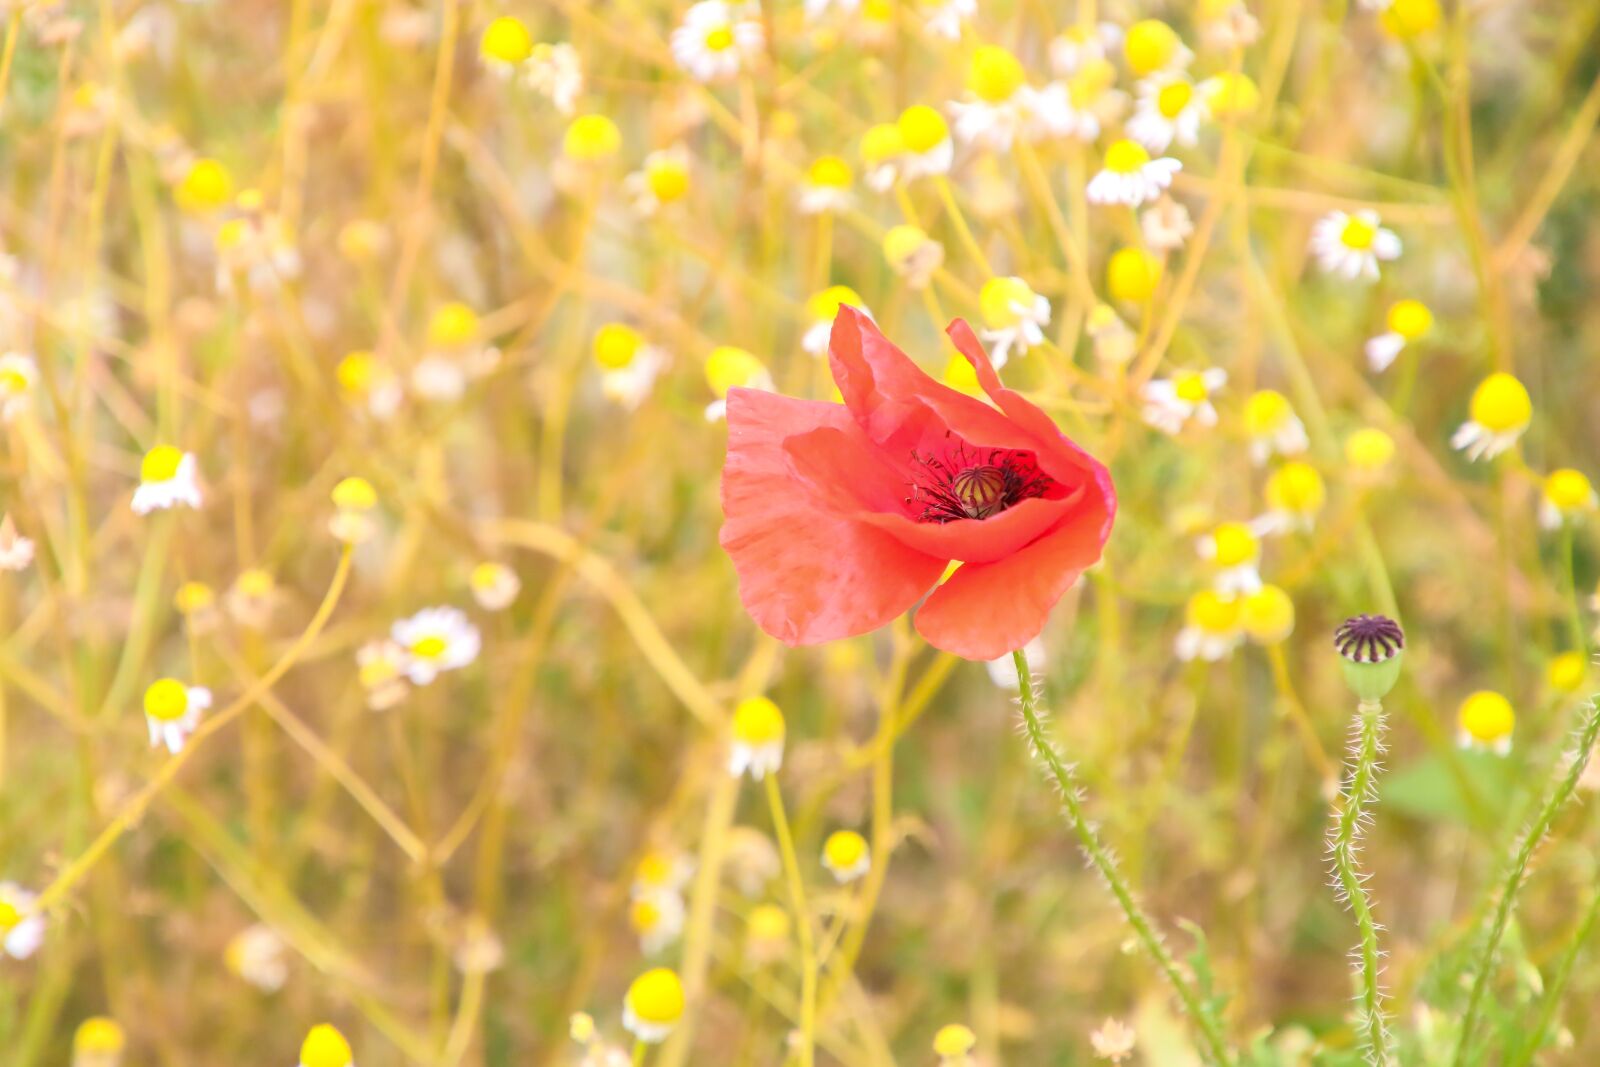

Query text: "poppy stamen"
[908, 440, 1054, 523]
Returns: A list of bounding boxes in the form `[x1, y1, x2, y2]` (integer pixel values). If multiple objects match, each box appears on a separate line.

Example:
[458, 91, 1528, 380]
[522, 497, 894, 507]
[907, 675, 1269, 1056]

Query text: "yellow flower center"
[594, 323, 644, 370]
[630, 897, 662, 931]
[897, 105, 949, 153]
[1458, 690, 1514, 744]
[1468, 373, 1532, 433]
[1545, 468, 1594, 512]
[140, 445, 184, 484]
[933, 1024, 978, 1059]
[942, 354, 982, 397]
[74, 1017, 126, 1054]
[428, 302, 479, 348]
[337, 351, 375, 393]
[1243, 390, 1292, 435]
[1106, 247, 1162, 303]
[1186, 589, 1241, 634]
[626, 968, 686, 1025]
[1381, 0, 1441, 38]
[0, 899, 19, 931]
[823, 830, 868, 871]
[646, 157, 689, 203]
[807, 285, 864, 324]
[174, 581, 216, 615]
[563, 114, 622, 162]
[704, 25, 735, 51]
[175, 158, 233, 214]
[1156, 80, 1193, 118]
[747, 903, 790, 942]
[968, 45, 1025, 103]
[1345, 428, 1395, 471]
[1103, 139, 1152, 175]
[143, 678, 190, 722]
[1205, 72, 1260, 118]
[331, 476, 377, 511]
[732, 696, 785, 746]
[299, 1024, 354, 1067]
[1548, 651, 1588, 694]
[1387, 298, 1433, 340]
[1124, 19, 1179, 76]
[1173, 372, 1209, 404]
[807, 155, 853, 190]
[470, 562, 509, 592]
[236, 568, 274, 598]
[0, 367, 29, 395]
[978, 276, 1034, 330]
[1069, 58, 1116, 108]
[1339, 216, 1377, 250]
[1265, 461, 1326, 516]
[1240, 585, 1295, 644]
[705, 346, 766, 398]
[480, 16, 533, 64]
[635, 852, 672, 887]
[411, 635, 449, 660]
[860, 123, 906, 166]
[1210, 522, 1259, 567]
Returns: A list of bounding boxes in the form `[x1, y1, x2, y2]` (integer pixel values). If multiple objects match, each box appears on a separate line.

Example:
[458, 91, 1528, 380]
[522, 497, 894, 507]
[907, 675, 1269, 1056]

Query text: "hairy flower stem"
[1012, 651, 1233, 1067]
[1453, 697, 1600, 1066]
[1328, 698, 1392, 1066]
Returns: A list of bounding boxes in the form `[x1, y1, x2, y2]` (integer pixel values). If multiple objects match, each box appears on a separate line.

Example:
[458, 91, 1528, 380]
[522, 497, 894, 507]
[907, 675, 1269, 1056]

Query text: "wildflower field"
[3, 0, 1600, 1064]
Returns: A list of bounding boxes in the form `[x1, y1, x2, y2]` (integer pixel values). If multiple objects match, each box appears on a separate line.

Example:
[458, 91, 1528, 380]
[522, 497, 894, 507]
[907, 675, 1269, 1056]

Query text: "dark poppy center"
[907, 442, 1055, 523]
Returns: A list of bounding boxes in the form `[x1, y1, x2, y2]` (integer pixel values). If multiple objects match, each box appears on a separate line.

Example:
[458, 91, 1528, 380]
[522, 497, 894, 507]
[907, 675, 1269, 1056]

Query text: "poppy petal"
[721, 388, 945, 646]
[913, 491, 1111, 660]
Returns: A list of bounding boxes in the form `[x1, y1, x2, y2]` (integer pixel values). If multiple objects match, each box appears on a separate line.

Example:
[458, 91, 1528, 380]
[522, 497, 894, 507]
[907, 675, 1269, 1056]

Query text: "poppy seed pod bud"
[1335, 614, 1405, 703]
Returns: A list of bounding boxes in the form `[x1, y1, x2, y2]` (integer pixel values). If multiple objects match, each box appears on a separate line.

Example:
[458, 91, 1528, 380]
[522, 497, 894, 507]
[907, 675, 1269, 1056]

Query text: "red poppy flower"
[719, 307, 1116, 660]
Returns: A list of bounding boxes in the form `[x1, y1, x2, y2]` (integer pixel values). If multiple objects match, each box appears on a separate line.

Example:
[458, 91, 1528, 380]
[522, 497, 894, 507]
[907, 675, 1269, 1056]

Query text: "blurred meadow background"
[2, 0, 1600, 1064]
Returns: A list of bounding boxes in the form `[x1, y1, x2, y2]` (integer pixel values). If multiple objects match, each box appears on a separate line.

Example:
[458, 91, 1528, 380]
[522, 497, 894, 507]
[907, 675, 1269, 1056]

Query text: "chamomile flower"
[1548, 651, 1589, 696]
[1365, 299, 1433, 372]
[1087, 139, 1181, 207]
[1199, 72, 1261, 121]
[1089, 1018, 1138, 1064]
[1309, 210, 1401, 281]
[978, 276, 1050, 367]
[0, 514, 33, 572]
[525, 42, 583, 114]
[798, 155, 854, 214]
[298, 1024, 355, 1067]
[174, 580, 219, 633]
[226, 923, 288, 992]
[860, 122, 906, 191]
[469, 561, 521, 611]
[986, 637, 1045, 688]
[1050, 22, 1121, 77]
[918, 0, 976, 40]
[1126, 75, 1208, 153]
[1198, 520, 1265, 595]
[479, 15, 532, 74]
[1261, 460, 1327, 532]
[745, 903, 791, 963]
[821, 829, 871, 883]
[934, 1023, 978, 1065]
[143, 677, 212, 755]
[1345, 427, 1397, 481]
[1175, 589, 1242, 662]
[1141, 367, 1225, 435]
[1451, 372, 1531, 461]
[622, 967, 686, 1044]
[882, 224, 945, 288]
[0, 883, 43, 959]
[73, 1016, 126, 1067]
[336, 350, 403, 419]
[671, 1, 764, 83]
[629, 891, 686, 954]
[802, 286, 871, 355]
[950, 45, 1030, 151]
[357, 640, 410, 711]
[728, 695, 785, 780]
[132, 444, 202, 514]
[1123, 19, 1191, 77]
[633, 848, 696, 897]
[391, 607, 481, 685]
[1457, 690, 1514, 755]
[1539, 468, 1597, 530]
[592, 322, 668, 410]
[704, 346, 773, 421]
[329, 476, 379, 546]
[1106, 246, 1163, 303]
[1196, 0, 1261, 48]
[1243, 389, 1308, 465]
[624, 147, 691, 216]
[1240, 584, 1296, 645]
[0, 352, 37, 421]
[1380, 0, 1441, 38]
[562, 114, 622, 165]
[174, 157, 233, 214]
[896, 104, 954, 180]
[1086, 304, 1136, 367]
[227, 568, 278, 629]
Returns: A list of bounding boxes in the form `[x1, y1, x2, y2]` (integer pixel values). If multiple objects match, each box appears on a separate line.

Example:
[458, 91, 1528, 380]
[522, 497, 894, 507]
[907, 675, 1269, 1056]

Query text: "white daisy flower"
[1086, 304, 1137, 367]
[821, 830, 871, 884]
[1018, 81, 1099, 142]
[1141, 367, 1225, 435]
[469, 561, 521, 612]
[1126, 74, 1208, 154]
[1197, 520, 1267, 596]
[1050, 22, 1122, 77]
[797, 155, 854, 215]
[623, 147, 692, 217]
[143, 678, 212, 755]
[859, 123, 905, 192]
[1140, 195, 1194, 251]
[703, 346, 772, 421]
[802, 286, 871, 356]
[524, 42, 583, 114]
[977, 276, 1050, 368]
[131, 445, 203, 514]
[0, 352, 37, 422]
[0, 883, 44, 959]
[1242, 389, 1309, 466]
[1087, 139, 1181, 207]
[950, 46, 1033, 152]
[918, 0, 975, 40]
[629, 890, 686, 954]
[896, 105, 954, 180]
[226, 923, 289, 992]
[1309, 209, 1401, 281]
[1451, 372, 1532, 462]
[1364, 298, 1433, 372]
[357, 639, 411, 711]
[1540, 469, 1598, 530]
[671, 1, 764, 84]
[479, 16, 533, 76]
[1175, 590, 1242, 662]
[728, 696, 785, 780]
[622, 969, 685, 1044]
[391, 607, 481, 685]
